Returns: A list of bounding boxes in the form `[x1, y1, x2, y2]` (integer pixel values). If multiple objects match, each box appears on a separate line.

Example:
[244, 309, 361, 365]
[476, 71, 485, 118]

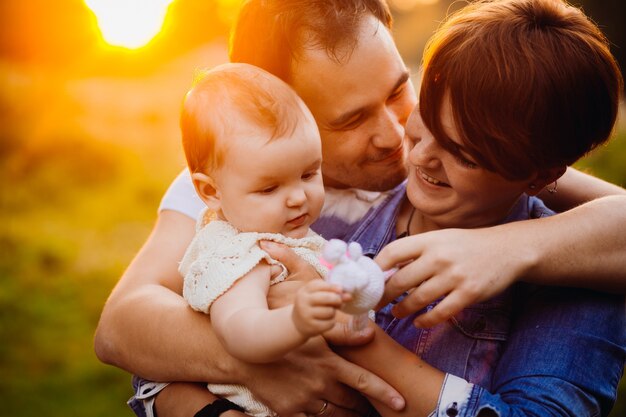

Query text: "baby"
[178, 62, 348, 417]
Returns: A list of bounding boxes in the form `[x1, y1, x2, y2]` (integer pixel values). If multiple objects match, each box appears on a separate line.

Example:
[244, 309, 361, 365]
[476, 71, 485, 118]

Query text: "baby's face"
[213, 118, 325, 239]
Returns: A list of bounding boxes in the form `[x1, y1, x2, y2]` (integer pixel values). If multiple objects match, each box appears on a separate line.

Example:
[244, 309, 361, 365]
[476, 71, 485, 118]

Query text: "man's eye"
[333, 114, 364, 131]
[389, 86, 405, 101]
[342, 118, 361, 130]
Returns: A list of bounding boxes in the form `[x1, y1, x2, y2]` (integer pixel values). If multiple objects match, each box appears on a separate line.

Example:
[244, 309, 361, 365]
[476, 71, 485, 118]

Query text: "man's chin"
[325, 167, 407, 191]
[360, 172, 407, 191]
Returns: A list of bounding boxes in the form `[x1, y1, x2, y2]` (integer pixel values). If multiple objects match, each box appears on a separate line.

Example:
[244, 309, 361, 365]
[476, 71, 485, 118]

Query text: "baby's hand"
[292, 280, 347, 338]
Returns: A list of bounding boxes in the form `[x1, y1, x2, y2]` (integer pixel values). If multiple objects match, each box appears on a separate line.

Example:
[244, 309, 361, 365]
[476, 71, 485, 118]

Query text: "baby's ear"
[191, 172, 221, 211]
[525, 166, 567, 196]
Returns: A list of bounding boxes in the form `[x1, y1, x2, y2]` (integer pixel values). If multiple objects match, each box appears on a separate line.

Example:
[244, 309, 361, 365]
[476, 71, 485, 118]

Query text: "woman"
[334, 0, 625, 416]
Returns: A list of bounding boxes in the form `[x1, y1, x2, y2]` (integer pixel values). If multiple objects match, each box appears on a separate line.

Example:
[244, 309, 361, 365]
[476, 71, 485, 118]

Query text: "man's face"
[290, 15, 417, 191]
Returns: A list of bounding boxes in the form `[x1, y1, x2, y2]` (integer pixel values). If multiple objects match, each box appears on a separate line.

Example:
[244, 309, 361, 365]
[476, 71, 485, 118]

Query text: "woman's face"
[405, 95, 531, 230]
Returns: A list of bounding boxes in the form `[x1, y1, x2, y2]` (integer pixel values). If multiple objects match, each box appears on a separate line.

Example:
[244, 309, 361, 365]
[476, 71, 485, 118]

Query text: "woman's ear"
[191, 172, 221, 211]
[526, 166, 567, 196]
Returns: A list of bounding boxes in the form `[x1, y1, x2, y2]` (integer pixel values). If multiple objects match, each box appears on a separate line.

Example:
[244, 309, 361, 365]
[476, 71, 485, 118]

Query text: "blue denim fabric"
[128, 376, 169, 417]
[351, 186, 625, 417]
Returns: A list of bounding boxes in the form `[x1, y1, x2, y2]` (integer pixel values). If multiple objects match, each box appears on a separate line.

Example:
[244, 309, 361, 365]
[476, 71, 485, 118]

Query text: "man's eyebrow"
[328, 104, 369, 128]
[391, 71, 411, 95]
[328, 70, 411, 128]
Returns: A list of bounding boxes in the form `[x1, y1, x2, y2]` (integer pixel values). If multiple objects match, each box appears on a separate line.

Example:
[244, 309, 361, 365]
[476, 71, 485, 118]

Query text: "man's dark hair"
[230, 0, 393, 82]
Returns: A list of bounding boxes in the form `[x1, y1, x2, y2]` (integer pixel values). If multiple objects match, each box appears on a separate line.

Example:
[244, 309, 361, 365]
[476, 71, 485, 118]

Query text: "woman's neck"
[396, 198, 444, 238]
[396, 195, 527, 238]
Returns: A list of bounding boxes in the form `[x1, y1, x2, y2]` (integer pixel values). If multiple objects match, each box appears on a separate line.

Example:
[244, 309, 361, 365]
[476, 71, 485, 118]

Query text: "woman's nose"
[409, 131, 442, 167]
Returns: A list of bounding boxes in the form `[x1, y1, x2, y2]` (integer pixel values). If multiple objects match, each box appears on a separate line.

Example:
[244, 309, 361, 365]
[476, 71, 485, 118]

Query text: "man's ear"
[525, 165, 567, 196]
[191, 172, 221, 212]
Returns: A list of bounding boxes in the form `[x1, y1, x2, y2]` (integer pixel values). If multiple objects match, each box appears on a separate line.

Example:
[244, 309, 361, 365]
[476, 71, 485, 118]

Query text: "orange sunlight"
[84, 0, 175, 49]
[390, 0, 440, 12]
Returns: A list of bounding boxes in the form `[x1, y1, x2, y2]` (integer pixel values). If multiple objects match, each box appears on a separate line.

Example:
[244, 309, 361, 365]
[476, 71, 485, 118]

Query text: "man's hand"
[239, 336, 405, 416]
[262, 240, 322, 309]
[260, 241, 404, 415]
[265, 241, 376, 344]
[375, 227, 533, 328]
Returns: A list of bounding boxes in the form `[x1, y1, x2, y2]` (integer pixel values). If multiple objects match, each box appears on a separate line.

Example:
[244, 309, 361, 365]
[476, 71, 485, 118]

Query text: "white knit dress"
[179, 211, 328, 417]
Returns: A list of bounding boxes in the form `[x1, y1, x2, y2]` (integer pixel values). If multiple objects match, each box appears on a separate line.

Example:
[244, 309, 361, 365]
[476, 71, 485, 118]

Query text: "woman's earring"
[529, 184, 537, 190]
[547, 180, 558, 194]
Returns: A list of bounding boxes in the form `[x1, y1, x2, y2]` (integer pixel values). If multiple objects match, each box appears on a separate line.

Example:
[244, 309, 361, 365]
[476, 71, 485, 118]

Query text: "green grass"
[0, 134, 170, 416]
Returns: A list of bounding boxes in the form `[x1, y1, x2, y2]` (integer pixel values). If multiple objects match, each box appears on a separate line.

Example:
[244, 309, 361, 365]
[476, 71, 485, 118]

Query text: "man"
[94, 1, 626, 416]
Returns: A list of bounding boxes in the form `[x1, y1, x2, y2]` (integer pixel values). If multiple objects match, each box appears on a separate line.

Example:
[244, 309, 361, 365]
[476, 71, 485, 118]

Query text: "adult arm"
[538, 166, 626, 212]
[335, 286, 625, 417]
[94, 210, 404, 415]
[333, 324, 443, 417]
[377, 195, 626, 327]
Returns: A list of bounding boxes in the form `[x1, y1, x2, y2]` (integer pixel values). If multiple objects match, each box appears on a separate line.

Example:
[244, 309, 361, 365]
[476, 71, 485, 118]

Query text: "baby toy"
[320, 239, 388, 330]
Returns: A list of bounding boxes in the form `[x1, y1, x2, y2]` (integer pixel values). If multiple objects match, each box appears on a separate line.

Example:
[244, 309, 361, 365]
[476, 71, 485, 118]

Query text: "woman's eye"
[456, 155, 478, 169]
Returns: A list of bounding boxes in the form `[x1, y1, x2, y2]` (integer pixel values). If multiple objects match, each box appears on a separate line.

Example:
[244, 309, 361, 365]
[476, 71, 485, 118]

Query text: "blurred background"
[0, 0, 624, 416]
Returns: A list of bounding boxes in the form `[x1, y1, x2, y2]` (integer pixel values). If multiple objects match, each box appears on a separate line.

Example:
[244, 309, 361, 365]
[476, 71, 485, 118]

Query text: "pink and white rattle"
[320, 239, 392, 330]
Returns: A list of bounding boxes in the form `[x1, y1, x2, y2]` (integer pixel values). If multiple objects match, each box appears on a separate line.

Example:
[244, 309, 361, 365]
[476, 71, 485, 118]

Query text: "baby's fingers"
[308, 290, 344, 310]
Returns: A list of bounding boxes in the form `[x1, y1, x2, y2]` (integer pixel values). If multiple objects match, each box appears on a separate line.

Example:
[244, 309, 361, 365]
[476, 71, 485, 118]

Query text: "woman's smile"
[416, 167, 450, 188]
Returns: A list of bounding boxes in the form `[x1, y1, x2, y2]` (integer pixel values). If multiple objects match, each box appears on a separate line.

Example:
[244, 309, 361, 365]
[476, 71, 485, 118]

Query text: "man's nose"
[371, 107, 404, 150]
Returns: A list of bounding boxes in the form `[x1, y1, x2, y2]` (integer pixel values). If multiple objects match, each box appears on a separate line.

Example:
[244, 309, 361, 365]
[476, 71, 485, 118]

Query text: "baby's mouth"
[288, 213, 307, 226]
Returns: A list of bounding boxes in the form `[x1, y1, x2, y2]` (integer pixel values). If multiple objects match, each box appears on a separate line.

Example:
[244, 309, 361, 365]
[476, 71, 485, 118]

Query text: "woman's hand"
[375, 227, 532, 328]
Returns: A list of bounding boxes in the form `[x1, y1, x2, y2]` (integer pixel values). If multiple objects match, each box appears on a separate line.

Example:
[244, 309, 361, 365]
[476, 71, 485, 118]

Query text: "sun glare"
[85, 0, 175, 49]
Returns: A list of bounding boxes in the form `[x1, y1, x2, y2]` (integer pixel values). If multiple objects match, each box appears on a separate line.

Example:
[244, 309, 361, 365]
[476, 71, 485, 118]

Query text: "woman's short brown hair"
[420, 0, 623, 180]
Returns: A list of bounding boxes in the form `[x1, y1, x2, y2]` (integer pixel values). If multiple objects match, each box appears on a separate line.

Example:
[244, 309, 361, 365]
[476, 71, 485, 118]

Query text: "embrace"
[95, 1, 626, 417]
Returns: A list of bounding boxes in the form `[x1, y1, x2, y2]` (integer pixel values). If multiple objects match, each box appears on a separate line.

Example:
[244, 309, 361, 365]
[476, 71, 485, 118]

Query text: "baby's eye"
[259, 185, 277, 194]
[302, 171, 318, 181]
